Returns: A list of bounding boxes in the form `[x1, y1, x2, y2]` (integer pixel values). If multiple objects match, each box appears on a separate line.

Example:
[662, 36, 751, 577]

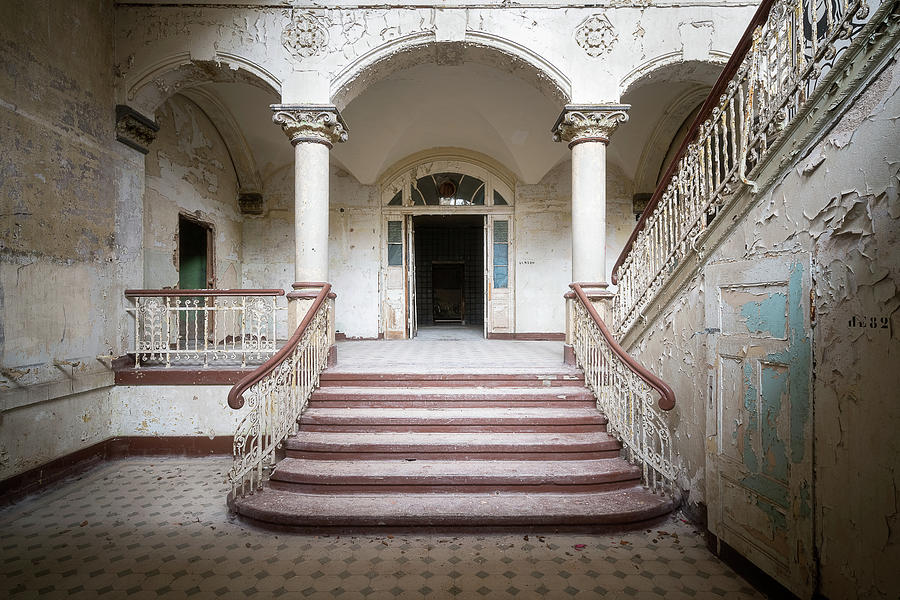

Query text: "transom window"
[412, 173, 485, 206]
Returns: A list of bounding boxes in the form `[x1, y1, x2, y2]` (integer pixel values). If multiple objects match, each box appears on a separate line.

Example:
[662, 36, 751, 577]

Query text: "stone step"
[269, 458, 641, 493]
[285, 431, 621, 460]
[300, 406, 607, 426]
[319, 371, 584, 388]
[232, 486, 676, 528]
[309, 386, 594, 406]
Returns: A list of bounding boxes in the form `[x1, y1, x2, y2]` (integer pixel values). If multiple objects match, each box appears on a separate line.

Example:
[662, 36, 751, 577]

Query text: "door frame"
[379, 152, 515, 339]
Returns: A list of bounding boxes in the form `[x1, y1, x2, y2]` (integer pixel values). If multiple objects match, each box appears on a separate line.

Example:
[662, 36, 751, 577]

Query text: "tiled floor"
[1, 457, 763, 599]
[334, 339, 566, 372]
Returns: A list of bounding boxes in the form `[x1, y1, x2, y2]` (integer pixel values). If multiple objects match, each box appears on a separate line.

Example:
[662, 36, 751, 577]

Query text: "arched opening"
[613, 59, 725, 219]
[378, 152, 516, 340]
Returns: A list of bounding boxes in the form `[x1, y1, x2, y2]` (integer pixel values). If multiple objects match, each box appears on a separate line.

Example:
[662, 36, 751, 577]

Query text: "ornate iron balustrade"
[569, 285, 677, 492]
[226, 284, 334, 500]
[125, 289, 287, 368]
[612, 0, 886, 334]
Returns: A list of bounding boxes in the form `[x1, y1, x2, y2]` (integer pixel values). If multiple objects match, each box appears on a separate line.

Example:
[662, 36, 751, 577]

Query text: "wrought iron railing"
[569, 284, 677, 492]
[612, 0, 887, 334]
[125, 289, 287, 368]
[226, 283, 334, 500]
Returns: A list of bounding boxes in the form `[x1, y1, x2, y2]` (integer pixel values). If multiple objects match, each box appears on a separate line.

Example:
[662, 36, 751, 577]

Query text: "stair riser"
[318, 380, 584, 388]
[267, 481, 640, 494]
[286, 450, 622, 460]
[308, 401, 595, 409]
[298, 424, 607, 433]
[319, 375, 584, 388]
[311, 393, 595, 403]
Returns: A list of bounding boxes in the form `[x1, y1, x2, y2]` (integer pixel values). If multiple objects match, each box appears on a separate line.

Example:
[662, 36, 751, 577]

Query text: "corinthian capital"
[271, 104, 348, 148]
[552, 104, 630, 147]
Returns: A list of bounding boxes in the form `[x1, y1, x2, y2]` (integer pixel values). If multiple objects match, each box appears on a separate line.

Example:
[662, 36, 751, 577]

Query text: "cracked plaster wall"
[114, 3, 754, 109]
[0, 2, 143, 480]
[143, 94, 243, 290]
[626, 55, 900, 598]
[241, 164, 381, 339]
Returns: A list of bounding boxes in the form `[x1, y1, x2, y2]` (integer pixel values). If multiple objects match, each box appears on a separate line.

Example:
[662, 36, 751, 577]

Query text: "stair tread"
[311, 386, 592, 396]
[233, 486, 675, 526]
[273, 458, 639, 483]
[301, 406, 605, 424]
[286, 431, 619, 451]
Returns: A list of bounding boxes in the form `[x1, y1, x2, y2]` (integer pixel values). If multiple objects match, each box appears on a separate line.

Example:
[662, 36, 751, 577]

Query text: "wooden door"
[486, 216, 514, 335]
[705, 256, 814, 597]
[406, 215, 417, 338]
[382, 218, 406, 339]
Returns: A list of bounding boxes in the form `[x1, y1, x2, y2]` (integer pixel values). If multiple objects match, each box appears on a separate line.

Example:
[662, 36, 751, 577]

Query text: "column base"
[327, 345, 338, 368]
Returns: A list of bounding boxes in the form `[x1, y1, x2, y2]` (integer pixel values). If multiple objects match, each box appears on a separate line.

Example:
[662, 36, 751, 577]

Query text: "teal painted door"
[705, 255, 814, 597]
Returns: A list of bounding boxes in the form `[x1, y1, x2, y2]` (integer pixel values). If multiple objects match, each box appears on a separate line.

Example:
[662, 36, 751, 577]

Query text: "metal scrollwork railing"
[569, 285, 677, 492]
[612, 0, 886, 335]
[227, 283, 334, 500]
[125, 289, 287, 367]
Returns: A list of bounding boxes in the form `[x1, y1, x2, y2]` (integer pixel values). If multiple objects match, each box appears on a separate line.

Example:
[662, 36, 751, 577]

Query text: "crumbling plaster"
[625, 55, 900, 599]
[143, 94, 243, 289]
[115, 2, 754, 112]
[0, 2, 143, 479]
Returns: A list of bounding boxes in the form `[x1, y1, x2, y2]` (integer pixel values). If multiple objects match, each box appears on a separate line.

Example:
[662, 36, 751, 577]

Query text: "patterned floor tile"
[0, 457, 764, 599]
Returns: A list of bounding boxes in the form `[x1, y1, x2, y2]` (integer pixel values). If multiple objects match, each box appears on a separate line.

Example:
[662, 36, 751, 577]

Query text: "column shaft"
[294, 141, 330, 282]
[571, 140, 607, 283]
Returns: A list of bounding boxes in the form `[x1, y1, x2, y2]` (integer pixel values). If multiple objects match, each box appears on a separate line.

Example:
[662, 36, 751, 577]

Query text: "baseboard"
[487, 333, 566, 341]
[115, 368, 254, 385]
[335, 333, 384, 341]
[0, 435, 232, 507]
[706, 532, 798, 599]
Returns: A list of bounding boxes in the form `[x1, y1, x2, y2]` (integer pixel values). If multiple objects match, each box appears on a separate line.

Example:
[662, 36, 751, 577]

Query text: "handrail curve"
[228, 283, 331, 410]
[570, 283, 676, 411]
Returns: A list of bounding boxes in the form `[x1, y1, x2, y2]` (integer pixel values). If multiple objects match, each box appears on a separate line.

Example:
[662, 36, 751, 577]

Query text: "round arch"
[124, 53, 281, 117]
[330, 35, 571, 111]
[619, 54, 728, 99]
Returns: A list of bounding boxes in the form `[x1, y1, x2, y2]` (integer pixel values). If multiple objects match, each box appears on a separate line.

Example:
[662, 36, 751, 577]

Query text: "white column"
[272, 105, 348, 328]
[553, 105, 629, 288]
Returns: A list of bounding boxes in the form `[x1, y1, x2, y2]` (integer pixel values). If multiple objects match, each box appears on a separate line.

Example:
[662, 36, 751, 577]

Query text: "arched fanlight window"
[411, 173, 486, 206]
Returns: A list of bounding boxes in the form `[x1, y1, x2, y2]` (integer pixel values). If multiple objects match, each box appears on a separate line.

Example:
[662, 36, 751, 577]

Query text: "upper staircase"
[231, 367, 676, 528]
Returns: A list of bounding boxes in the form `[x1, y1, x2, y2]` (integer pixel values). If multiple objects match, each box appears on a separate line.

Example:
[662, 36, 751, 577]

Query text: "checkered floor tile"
[0, 457, 763, 599]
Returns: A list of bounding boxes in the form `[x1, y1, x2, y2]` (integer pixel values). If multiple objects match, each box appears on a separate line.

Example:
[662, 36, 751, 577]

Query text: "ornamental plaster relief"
[115, 4, 754, 108]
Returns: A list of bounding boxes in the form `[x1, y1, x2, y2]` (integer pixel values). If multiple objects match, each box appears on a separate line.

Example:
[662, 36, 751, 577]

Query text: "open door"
[486, 215, 513, 336]
[705, 256, 814, 597]
[406, 215, 417, 339]
[382, 218, 406, 339]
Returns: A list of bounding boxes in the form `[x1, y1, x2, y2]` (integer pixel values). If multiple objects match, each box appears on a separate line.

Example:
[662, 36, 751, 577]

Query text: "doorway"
[413, 214, 484, 337]
[178, 215, 213, 342]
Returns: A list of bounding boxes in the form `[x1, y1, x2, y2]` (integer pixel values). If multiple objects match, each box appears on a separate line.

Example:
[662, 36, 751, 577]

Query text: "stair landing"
[230, 341, 675, 529]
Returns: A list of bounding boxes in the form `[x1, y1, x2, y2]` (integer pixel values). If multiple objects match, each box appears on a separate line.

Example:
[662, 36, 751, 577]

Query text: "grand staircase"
[231, 366, 676, 528]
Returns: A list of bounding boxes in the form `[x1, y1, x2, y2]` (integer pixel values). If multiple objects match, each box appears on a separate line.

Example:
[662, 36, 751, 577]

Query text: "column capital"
[552, 104, 630, 148]
[271, 104, 348, 148]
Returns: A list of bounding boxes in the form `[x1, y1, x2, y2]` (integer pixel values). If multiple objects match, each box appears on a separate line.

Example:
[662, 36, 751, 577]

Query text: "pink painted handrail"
[227, 283, 331, 409]
[570, 283, 676, 411]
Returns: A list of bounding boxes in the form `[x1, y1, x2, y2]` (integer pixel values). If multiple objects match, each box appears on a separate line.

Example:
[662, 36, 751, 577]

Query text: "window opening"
[411, 172, 486, 206]
[493, 220, 509, 289]
[387, 221, 403, 266]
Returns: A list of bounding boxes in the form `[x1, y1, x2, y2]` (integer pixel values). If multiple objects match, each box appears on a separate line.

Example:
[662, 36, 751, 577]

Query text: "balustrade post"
[271, 104, 347, 332]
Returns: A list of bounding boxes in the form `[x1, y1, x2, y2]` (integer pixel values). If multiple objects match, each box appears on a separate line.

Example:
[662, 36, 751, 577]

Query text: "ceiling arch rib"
[178, 87, 263, 197]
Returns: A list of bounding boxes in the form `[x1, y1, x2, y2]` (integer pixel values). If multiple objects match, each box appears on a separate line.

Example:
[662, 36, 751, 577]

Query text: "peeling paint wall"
[626, 54, 900, 598]
[111, 386, 246, 439]
[143, 94, 243, 289]
[0, 2, 141, 480]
